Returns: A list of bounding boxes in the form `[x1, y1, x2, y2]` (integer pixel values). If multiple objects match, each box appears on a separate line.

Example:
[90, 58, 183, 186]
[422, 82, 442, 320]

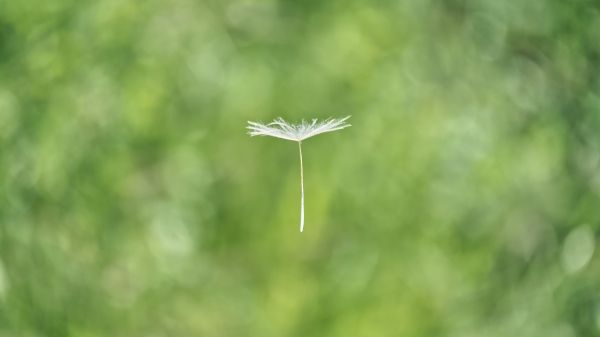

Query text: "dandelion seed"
[247, 116, 351, 232]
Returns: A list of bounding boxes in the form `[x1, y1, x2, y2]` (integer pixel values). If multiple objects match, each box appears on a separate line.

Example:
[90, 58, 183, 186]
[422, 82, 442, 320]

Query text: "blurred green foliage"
[2, 0, 600, 336]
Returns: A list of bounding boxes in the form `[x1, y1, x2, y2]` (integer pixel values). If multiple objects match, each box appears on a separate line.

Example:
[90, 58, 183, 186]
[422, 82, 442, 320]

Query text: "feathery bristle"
[247, 116, 351, 141]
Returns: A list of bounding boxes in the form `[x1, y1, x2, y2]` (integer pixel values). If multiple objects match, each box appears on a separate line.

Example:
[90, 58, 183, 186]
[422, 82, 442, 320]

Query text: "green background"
[2, 0, 600, 336]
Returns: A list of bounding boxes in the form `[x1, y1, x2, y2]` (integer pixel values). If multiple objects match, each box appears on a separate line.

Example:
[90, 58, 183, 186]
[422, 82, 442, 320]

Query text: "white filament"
[298, 142, 304, 232]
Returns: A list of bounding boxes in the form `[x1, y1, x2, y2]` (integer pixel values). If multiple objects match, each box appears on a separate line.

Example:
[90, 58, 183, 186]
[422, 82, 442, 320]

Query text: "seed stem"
[298, 141, 304, 232]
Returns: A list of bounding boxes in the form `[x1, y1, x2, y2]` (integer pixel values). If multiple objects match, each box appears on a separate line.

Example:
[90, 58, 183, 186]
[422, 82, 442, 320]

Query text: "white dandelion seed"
[247, 116, 351, 232]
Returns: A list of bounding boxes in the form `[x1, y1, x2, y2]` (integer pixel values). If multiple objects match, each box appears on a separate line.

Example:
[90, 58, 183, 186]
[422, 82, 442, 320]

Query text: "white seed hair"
[247, 116, 351, 141]
[247, 116, 351, 232]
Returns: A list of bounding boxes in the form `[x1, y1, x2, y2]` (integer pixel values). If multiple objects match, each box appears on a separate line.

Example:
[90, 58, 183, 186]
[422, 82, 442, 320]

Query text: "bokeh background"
[2, 0, 600, 336]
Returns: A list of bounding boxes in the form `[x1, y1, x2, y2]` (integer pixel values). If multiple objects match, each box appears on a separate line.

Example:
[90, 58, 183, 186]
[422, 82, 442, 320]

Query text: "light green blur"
[1, 0, 600, 336]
